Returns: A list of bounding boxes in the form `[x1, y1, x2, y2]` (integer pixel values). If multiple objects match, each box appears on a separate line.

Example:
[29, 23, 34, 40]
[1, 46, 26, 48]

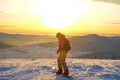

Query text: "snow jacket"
[58, 35, 71, 52]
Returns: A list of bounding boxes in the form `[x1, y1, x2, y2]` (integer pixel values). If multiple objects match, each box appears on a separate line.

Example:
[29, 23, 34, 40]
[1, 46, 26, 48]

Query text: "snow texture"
[0, 44, 93, 59]
[0, 59, 120, 80]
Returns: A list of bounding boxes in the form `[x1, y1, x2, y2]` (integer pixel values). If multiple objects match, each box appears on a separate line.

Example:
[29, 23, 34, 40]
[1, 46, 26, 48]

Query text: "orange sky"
[0, 0, 120, 35]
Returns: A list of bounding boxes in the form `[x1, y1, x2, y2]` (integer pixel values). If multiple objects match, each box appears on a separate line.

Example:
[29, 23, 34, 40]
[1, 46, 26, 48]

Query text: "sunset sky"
[0, 0, 120, 35]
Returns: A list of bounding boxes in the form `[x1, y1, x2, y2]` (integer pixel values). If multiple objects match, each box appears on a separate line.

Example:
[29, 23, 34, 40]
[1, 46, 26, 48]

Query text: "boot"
[56, 70, 63, 75]
[63, 70, 69, 76]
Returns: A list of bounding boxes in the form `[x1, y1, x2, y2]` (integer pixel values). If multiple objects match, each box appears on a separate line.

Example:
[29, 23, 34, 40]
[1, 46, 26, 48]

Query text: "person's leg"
[60, 51, 69, 75]
[56, 52, 63, 74]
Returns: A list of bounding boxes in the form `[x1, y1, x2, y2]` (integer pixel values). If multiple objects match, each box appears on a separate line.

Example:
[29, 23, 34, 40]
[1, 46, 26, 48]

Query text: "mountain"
[0, 33, 120, 59]
[0, 41, 13, 49]
[36, 34, 120, 59]
[68, 34, 120, 59]
[37, 34, 120, 53]
[69, 34, 120, 52]
[0, 33, 56, 46]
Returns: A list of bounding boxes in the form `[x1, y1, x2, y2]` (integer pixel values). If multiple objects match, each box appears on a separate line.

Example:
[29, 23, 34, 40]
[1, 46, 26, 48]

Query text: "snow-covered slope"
[0, 44, 93, 59]
[0, 59, 120, 80]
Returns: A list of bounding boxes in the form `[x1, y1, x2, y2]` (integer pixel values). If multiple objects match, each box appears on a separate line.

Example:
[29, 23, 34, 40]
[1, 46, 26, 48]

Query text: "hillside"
[0, 59, 120, 80]
[0, 33, 120, 59]
[0, 33, 56, 46]
[69, 34, 120, 59]
[69, 34, 120, 52]
[0, 41, 13, 49]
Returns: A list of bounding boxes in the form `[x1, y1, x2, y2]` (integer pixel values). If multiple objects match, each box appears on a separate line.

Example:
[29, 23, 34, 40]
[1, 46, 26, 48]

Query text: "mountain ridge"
[0, 32, 120, 59]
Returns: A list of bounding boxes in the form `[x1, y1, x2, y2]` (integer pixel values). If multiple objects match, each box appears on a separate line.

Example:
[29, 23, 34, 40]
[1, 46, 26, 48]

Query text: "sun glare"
[31, 0, 93, 29]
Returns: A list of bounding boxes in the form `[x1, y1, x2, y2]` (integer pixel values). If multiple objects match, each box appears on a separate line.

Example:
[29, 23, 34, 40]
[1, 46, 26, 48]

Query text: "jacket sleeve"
[59, 37, 65, 50]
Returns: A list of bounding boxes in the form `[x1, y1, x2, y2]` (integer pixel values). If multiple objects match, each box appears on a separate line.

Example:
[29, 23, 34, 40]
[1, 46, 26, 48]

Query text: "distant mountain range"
[37, 34, 120, 53]
[0, 33, 56, 47]
[69, 34, 120, 52]
[68, 34, 120, 59]
[0, 41, 13, 49]
[37, 34, 120, 59]
[0, 33, 120, 59]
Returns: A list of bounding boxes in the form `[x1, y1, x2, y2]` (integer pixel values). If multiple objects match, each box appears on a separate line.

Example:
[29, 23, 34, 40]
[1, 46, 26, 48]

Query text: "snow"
[0, 59, 120, 80]
[0, 44, 94, 59]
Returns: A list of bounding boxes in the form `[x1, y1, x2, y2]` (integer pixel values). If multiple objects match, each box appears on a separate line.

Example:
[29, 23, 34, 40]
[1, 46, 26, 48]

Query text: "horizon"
[0, 32, 120, 37]
[0, 0, 120, 35]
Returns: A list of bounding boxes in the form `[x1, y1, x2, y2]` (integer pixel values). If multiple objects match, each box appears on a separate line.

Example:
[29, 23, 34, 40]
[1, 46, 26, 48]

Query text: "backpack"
[64, 39, 71, 51]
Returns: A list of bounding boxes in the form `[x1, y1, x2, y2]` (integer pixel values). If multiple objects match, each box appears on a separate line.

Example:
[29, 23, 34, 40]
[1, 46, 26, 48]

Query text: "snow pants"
[57, 50, 68, 72]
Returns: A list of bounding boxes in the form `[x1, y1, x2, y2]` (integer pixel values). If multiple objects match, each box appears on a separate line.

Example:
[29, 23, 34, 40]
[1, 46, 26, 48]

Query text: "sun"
[30, 0, 93, 29]
[43, 14, 75, 29]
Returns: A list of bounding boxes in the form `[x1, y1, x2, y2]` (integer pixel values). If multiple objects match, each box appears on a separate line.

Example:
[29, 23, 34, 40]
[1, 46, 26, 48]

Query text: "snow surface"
[0, 44, 93, 59]
[0, 59, 120, 80]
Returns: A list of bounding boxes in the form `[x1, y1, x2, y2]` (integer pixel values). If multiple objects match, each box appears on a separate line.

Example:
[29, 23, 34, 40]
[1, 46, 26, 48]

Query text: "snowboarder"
[56, 32, 71, 76]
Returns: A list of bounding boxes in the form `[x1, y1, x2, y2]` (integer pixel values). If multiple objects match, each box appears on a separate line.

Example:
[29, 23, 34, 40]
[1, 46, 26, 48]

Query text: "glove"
[56, 49, 59, 54]
[57, 49, 62, 54]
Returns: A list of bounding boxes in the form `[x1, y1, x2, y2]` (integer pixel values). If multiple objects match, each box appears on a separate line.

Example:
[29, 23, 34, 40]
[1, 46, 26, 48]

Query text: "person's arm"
[59, 37, 65, 49]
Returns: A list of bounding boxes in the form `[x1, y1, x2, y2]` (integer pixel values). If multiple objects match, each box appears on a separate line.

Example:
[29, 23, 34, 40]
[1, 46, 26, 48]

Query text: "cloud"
[0, 25, 13, 27]
[111, 22, 120, 24]
[0, 11, 4, 13]
[93, 0, 120, 5]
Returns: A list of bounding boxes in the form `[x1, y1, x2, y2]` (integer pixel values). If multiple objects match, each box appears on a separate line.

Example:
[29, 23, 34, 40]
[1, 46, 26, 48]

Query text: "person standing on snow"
[56, 32, 71, 76]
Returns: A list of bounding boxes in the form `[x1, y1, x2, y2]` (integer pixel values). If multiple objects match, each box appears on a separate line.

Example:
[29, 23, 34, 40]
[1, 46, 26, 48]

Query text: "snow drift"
[0, 59, 120, 80]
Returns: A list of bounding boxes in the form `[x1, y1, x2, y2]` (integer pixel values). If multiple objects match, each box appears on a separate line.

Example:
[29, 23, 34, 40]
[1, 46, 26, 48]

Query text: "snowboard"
[62, 74, 73, 78]
[55, 74, 73, 78]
